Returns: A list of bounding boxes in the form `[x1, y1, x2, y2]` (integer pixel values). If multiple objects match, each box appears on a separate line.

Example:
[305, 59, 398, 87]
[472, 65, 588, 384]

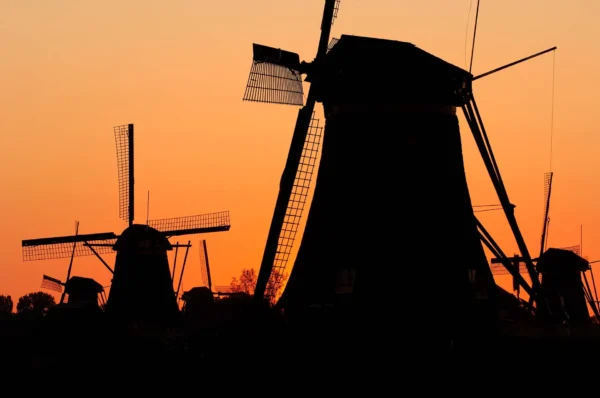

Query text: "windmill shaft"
[254, 94, 317, 302]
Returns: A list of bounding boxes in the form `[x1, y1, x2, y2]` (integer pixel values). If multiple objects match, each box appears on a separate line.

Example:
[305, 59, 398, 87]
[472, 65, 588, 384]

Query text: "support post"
[176, 240, 191, 298]
[172, 241, 179, 284]
[84, 242, 114, 274]
[463, 96, 543, 309]
[203, 240, 213, 291]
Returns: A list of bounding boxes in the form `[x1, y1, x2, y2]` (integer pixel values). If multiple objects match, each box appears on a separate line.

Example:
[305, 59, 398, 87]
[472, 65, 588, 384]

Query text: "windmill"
[242, 0, 559, 328]
[22, 123, 232, 325]
[41, 274, 107, 310]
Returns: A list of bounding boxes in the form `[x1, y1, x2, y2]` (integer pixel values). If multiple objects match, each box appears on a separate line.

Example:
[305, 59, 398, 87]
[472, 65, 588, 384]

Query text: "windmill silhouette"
[22, 123, 231, 324]
[242, 0, 559, 325]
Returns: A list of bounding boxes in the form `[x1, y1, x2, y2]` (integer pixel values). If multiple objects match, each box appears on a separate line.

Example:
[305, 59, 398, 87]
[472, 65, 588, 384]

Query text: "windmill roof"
[320, 34, 471, 105]
[65, 276, 104, 293]
[329, 34, 471, 80]
[536, 248, 590, 273]
[113, 224, 172, 252]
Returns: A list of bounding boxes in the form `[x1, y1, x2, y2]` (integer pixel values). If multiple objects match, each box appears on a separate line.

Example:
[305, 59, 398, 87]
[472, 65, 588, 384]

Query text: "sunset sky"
[2, 0, 600, 305]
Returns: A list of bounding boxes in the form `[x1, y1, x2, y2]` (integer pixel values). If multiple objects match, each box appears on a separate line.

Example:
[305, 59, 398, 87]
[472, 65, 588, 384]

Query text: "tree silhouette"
[0, 295, 13, 316]
[16, 291, 56, 316]
[230, 268, 256, 295]
[230, 268, 289, 306]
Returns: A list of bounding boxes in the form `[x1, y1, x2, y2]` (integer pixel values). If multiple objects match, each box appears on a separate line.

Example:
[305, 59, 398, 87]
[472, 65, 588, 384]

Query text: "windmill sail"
[114, 124, 134, 226]
[249, 0, 338, 305]
[41, 274, 64, 293]
[22, 232, 118, 261]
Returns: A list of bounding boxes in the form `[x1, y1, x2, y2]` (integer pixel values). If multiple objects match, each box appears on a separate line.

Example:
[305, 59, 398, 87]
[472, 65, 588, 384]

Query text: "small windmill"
[22, 123, 231, 323]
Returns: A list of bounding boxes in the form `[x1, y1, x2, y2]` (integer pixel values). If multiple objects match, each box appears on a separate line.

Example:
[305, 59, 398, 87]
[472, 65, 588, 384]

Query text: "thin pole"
[581, 224, 583, 257]
[549, 51, 556, 172]
[175, 240, 192, 298]
[61, 221, 80, 304]
[146, 190, 150, 226]
[469, 0, 480, 74]
[203, 240, 213, 291]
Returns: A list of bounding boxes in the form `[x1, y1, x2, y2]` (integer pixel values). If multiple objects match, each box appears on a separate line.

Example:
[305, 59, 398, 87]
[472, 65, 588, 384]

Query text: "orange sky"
[2, 0, 600, 305]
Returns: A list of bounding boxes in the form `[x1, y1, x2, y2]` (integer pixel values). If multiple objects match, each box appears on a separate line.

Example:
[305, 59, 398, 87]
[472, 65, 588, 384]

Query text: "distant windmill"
[22, 123, 232, 325]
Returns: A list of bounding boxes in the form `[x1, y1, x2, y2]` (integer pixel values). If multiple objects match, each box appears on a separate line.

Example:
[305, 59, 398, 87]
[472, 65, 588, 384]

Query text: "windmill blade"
[114, 124, 134, 226]
[254, 111, 324, 302]
[243, 44, 304, 106]
[41, 274, 64, 293]
[22, 232, 118, 261]
[148, 211, 231, 237]
[539, 172, 553, 256]
[252, 0, 337, 304]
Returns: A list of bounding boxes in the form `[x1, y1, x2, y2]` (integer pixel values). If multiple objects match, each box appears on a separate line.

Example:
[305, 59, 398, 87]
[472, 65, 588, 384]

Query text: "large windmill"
[242, 0, 559, 328]
[22, 123, 231, 324]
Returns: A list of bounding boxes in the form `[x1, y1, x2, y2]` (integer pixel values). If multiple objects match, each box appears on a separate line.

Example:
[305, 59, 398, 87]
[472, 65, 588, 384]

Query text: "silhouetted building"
[63, 276, 104, 308]
[105, 224, 180, 326]
[182, 287, 215, 329]
[537, 248, 590, 324]
[278, 35, 497, 336]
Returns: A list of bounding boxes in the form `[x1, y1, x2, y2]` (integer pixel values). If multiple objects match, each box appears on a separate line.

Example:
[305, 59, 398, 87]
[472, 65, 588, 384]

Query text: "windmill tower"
[22, 123, 232, 325]
[242, 0, 559, 331]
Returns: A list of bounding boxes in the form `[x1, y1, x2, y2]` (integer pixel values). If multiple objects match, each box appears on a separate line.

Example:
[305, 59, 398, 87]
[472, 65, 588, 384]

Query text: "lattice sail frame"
[148, 211, 231, 236]
[264, 113, 323, 301]
[327, 37, 339, 53]
[114, 124, 131, 223]
[22, 233, 118, 261]
[490, 244, 582, 275]
[41, 274, 64, 293]
[243, 61, 304, 106]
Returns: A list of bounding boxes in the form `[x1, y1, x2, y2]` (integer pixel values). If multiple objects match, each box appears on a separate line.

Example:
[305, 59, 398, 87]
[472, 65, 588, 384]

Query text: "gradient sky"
[1, 0, 600, 305]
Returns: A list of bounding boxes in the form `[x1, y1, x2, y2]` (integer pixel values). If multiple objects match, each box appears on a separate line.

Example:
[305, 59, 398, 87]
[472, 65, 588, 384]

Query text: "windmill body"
[278, 35, 496, 329]
[536, 248, 591, 324]
[242, 0, 557, 333]
[105, 224, 180, 325]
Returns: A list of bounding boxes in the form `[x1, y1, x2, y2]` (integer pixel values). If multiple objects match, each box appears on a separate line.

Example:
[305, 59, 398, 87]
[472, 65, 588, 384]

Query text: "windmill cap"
[113, 224, 173, 252]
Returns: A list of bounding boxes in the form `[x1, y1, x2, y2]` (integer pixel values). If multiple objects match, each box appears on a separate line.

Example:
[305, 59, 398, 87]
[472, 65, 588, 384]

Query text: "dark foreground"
[3, 314, 600, 374]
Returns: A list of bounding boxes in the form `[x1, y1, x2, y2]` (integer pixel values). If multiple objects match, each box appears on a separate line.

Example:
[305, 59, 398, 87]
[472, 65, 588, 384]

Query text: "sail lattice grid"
[243, 62, 304, 106]
[265, 113, 323, 301]
[41, 275, 63, 293]
[148, 211, 231, 235]
[114, 124, 131, 223]
[22, 238, 117, 261]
